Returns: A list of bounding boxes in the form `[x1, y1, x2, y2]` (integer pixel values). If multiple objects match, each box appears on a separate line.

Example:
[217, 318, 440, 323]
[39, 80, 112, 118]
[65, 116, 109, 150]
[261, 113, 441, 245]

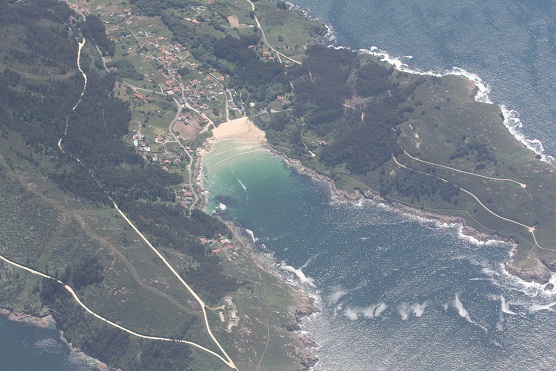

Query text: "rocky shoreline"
[0, 308, 109, 370]
[262, 143, 556, 289]
[218, 219, 320, 370]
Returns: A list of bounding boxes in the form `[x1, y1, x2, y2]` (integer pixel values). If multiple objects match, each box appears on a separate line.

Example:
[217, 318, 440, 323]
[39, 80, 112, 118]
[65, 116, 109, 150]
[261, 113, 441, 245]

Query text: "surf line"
[52, 39, 237, 369]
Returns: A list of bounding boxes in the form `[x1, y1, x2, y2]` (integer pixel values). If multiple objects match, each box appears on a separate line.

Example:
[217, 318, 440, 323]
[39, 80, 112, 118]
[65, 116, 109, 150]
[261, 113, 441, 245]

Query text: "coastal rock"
[0, 308, 54, 328]
[544, 283, 554, 291]
[299, 355, 319, 371]
[540, 258, 556, 272]
[505, 259, 552, 284]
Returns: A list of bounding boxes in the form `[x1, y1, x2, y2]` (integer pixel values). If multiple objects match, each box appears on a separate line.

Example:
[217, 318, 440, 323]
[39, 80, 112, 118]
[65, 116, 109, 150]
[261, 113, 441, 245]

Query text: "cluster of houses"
[199, 236, 240, 260]
[177, 185, 194, 208]
[214, 295, 240, 332]
[223, 296, 239, 332]
[132, 132, 183, 168]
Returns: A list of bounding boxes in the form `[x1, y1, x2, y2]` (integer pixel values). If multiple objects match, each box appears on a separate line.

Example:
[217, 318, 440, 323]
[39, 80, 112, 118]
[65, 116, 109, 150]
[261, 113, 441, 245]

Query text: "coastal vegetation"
[2, 0, 556, 369]
[0, 1, 316, 370]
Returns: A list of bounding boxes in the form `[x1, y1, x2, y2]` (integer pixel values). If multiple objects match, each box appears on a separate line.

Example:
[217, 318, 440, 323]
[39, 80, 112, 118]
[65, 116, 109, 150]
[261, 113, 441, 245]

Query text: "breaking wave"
[359, 46, 554, 164]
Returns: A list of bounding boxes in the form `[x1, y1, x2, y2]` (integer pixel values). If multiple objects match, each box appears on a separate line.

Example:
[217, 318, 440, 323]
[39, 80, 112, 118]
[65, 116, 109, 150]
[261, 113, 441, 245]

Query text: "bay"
[202, 138, 556, 369]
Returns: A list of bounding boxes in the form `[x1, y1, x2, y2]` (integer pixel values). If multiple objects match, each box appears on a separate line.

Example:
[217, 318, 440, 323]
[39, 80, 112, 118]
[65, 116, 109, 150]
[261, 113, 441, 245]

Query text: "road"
[391, 155, 555, 253]
[246, 0, 302, 65]
[54, 39, 237, 369]
[170, 97, 200, 212]
[0, 254, 233, 367]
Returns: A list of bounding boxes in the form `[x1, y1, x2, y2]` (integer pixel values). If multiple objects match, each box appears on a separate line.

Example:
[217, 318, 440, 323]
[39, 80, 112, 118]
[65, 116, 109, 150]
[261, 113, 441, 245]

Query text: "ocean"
[0, 317, 97, 371]
[202, 4, 556, 368]
[4, 1, 556, 369]
[202, 138, 556, 370]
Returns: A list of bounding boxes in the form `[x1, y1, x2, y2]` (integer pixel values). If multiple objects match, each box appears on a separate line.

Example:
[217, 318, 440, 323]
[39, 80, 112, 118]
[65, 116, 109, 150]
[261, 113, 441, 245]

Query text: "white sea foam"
[344, 307, 359, 321]
[411, 302, 428, 318]
[328, 288, 347, 304]
[500, 106, 555, 163]
[245, 228, 257, 244]
[528, 302, 556, 313]
[361, 305, 376, 318]
[453, 293, 469, 318]
[280, 264, 316, 287]
[496, 263, 556, 298]
[500, 296, 517, 315]
[453, 293, 488, 332]
[374, 302, 388, 317]
[456, 225, 501, 246]
[398, 303, 410, 320]
[360, 46, 554, 164]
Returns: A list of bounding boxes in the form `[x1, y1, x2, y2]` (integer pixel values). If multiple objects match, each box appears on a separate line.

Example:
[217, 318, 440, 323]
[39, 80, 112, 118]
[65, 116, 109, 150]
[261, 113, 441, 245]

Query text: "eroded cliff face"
[505, 257, 554, 288]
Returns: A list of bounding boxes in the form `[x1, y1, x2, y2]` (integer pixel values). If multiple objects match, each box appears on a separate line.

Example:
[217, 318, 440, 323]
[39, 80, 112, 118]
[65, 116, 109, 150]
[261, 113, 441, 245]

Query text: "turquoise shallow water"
[202, 139, 556, 370]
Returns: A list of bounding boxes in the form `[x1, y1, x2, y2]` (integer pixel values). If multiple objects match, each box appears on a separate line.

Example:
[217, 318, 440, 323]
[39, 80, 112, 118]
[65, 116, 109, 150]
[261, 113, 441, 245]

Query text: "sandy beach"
[199, 117, 266, 157]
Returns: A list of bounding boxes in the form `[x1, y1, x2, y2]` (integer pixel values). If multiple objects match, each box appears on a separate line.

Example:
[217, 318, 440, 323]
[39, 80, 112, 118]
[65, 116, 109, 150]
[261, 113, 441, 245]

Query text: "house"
[214, 248, 222, 254]
[155, 135, 164, 143]
[200, 237, 207, 244]
[225, 245, 233, 250]
[133, 93, 143, 99]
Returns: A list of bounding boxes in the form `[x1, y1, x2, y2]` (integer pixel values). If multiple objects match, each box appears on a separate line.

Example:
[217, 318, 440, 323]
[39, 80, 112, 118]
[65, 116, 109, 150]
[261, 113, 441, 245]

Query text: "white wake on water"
[342, 302, 389, 321]
[237, 177, 247, 192]
[245, 229, 257, 244]
[280, 264, 316, 287]
[453, 293, 488, 333]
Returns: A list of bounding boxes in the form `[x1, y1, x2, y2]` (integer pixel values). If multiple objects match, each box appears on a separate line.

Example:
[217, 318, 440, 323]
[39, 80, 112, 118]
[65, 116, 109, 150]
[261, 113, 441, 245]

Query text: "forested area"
[81, 14, 116, 56]
[260, 46, 415, 175]
[0, 3, 246, 366]
[130, 0, 191, 16]
[379, 168, 461, 204]
[40, 279, 196, 369]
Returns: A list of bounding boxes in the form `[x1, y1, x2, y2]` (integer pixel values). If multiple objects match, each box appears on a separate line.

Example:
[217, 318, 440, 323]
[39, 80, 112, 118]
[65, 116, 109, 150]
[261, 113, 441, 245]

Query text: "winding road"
[391, 155, 555, 252]
[7, 38, 239, 369]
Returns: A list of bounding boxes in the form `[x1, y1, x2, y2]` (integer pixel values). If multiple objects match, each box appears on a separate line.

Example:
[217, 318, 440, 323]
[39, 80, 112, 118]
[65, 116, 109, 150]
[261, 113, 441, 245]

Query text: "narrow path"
[393, 155, 556, 252]
[393, 155, 533, 231]
[402, 150, 527, 188]
[246, 0, 302, 65]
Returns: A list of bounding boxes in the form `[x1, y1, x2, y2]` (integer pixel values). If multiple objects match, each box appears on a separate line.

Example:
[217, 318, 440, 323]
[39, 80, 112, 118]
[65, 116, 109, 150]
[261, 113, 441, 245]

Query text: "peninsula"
[1, 0, 555, 370]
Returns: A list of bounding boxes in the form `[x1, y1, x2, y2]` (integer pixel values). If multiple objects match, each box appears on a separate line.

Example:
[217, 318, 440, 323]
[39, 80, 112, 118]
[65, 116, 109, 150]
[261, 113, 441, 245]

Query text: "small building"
[214, 248, 222, 254]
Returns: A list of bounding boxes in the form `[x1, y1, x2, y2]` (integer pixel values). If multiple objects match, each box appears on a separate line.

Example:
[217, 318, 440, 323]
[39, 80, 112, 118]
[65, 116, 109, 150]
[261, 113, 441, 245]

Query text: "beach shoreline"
[198, 113, 553, 295]
[196, 117, 319, 370]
